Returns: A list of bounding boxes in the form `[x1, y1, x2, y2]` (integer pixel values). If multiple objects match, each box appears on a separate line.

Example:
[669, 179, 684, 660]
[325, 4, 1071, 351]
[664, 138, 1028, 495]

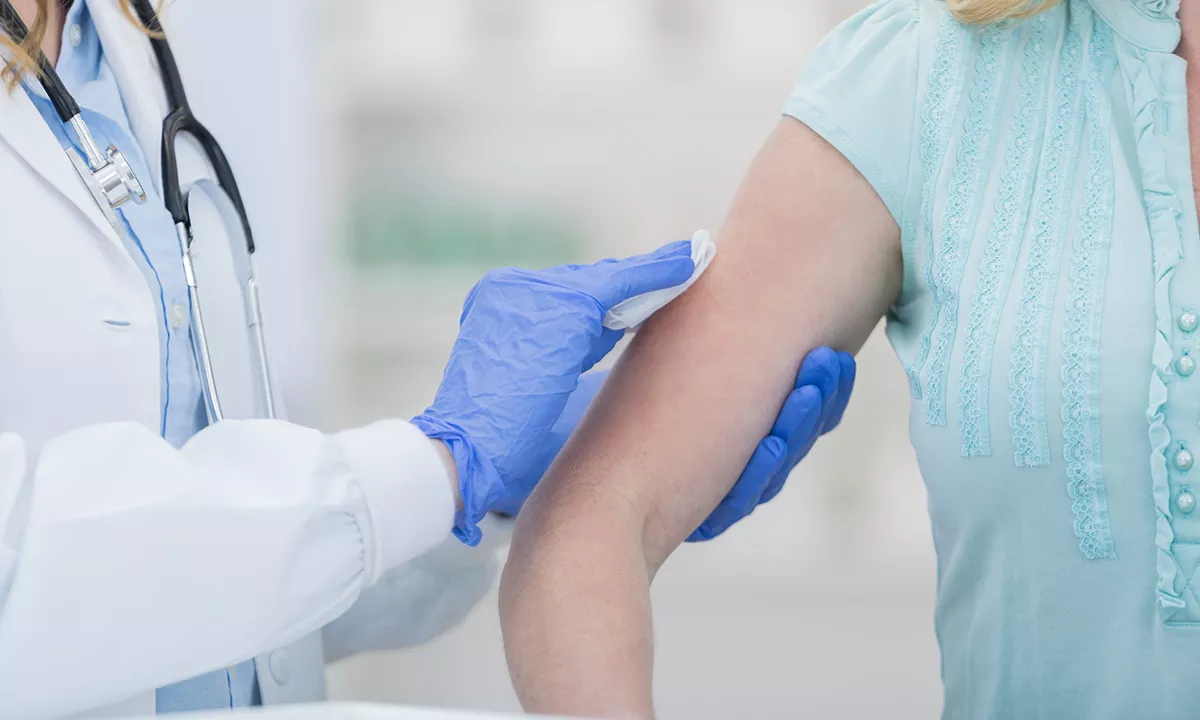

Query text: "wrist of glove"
[411, 414, 503, 546]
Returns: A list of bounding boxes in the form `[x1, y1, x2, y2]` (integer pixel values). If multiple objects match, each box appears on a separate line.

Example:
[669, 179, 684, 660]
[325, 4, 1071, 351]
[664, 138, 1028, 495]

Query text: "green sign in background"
[349, 196, 586, 268]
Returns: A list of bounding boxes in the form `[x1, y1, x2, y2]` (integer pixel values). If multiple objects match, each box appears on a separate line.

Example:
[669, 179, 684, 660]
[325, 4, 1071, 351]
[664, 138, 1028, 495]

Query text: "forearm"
[499, 288, 811, 718]
[501, 480, 655, 718]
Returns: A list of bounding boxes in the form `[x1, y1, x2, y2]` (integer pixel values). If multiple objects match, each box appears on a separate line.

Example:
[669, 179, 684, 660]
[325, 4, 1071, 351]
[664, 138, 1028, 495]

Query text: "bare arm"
[499, 118, 903, 718]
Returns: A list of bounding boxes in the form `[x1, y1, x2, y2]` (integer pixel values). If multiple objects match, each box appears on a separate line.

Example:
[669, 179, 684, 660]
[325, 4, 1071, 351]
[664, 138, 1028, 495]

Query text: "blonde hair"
[2, 0, 156, 88]
[946, 0, 1059, 25]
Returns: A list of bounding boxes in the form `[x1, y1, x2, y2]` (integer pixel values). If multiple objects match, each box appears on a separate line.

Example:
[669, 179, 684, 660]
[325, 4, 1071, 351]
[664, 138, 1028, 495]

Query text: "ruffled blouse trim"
[1087, 0, 1179, 51]
[1118, 47, 1186, 613]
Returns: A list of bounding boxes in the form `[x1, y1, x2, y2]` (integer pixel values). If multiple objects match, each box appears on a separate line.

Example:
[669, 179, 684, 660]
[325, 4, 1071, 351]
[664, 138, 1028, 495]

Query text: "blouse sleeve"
[783, 0, 923, 226]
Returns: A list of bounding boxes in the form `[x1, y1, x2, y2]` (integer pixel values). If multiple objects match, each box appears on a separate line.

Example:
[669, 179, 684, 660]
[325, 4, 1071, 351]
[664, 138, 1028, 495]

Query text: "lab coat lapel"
[0, 56, 122, 248]
[89, 0, 168, 192]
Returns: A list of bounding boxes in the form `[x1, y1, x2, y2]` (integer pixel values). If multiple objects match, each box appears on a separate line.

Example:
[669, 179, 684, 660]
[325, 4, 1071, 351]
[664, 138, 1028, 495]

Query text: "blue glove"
[688, 346, 856, 541]
[413, 240, 696, 545]
[494, 346, 855, 541]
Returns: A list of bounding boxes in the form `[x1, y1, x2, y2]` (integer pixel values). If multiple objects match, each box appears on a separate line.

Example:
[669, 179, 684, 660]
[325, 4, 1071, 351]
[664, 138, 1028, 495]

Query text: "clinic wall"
[318, 1, 942, 718]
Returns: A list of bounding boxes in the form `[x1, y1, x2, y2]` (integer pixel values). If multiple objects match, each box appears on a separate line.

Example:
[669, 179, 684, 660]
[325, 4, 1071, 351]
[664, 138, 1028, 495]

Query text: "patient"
[500, 0, 1200, 717]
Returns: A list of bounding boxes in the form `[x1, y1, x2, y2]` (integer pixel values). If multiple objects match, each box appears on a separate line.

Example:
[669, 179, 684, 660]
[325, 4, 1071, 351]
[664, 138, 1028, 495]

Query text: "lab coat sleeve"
[322, 515, 512, 661]
[0, 418, 455, 719]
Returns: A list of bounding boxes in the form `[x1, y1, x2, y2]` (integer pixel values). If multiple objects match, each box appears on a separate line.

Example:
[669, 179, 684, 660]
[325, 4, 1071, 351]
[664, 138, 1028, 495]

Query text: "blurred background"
[181, 0, 941, 716]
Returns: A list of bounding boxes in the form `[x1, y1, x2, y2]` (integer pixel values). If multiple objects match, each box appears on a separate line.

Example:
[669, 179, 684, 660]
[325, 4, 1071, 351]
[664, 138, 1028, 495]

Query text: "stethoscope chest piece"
[94, 144, 146, 210]
[63, 112, 148, 212]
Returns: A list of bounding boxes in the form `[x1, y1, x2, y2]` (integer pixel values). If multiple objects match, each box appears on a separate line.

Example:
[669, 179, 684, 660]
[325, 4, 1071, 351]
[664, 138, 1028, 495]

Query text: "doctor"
[0, 0, 855, 717]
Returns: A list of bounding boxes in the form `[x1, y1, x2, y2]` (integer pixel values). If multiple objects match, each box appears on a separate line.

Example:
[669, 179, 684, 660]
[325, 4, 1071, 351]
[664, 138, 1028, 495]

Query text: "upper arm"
[523, 0, 924, 563]
[548, 117, 904, 565]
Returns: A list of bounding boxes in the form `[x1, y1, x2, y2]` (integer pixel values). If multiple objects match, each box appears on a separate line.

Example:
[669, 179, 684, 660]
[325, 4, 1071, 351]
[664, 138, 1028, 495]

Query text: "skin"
[11, 0, 62, 62]
[500, 10, 1200, 720]
[499, 118, 901, 718]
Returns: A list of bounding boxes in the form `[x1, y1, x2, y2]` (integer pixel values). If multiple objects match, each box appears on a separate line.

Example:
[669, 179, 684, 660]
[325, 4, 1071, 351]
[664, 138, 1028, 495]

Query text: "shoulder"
[781, 0, 931, 227]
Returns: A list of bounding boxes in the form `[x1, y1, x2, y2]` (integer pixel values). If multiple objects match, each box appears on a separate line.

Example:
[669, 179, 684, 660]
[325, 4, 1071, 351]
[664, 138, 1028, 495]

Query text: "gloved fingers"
[590, 240, 696, 308]
[825, 351, 857, 433]
[690, 438, 787, 542]
[759, 470, 789, 506]
[550, 240, 689, 277]
[796, 347, 842, 436]
[688, 435, 788, 542]
[727, 435, 789, 516]
[770, 384, 824, 446]
[581, 327, 627, 372]
[764, 387, 826, 503]
[612, 239, 692, 265]
[795, 346, 840, 390]
[544, 253, 634, 273]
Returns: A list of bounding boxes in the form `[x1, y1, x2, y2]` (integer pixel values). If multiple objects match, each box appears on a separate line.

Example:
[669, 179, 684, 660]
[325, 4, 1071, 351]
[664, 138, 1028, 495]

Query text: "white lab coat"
[0, 1, 499, 717]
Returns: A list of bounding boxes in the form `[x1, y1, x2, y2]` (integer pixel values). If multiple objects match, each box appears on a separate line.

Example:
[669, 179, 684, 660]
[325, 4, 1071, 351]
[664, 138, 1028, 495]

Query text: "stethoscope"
[0, 0, 275, 423]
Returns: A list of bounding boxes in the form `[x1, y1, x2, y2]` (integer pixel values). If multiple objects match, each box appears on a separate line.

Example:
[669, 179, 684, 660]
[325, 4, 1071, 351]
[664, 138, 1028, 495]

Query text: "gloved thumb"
[592, 239, 696, 309]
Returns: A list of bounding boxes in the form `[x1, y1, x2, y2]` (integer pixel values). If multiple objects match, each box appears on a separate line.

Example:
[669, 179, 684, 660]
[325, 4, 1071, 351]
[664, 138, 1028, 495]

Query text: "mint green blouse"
[785, 0, 1200, 716]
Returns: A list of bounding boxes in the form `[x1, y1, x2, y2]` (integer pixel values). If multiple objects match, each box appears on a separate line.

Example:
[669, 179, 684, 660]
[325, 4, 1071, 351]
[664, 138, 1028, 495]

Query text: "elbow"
[499, 479, 659, 715]
[499, 479, 654, 613]
[637, 495, 688, 579]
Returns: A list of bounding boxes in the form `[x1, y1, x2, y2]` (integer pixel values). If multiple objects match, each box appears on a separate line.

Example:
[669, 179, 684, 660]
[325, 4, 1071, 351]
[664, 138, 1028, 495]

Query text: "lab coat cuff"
[338, 420, 456, 584]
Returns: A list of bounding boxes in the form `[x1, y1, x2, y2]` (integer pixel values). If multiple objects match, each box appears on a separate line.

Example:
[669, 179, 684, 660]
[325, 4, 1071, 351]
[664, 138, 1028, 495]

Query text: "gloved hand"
[413, 240, 696, 545]
[494, 347, 855, 542]
[688, 346, 856, 541]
